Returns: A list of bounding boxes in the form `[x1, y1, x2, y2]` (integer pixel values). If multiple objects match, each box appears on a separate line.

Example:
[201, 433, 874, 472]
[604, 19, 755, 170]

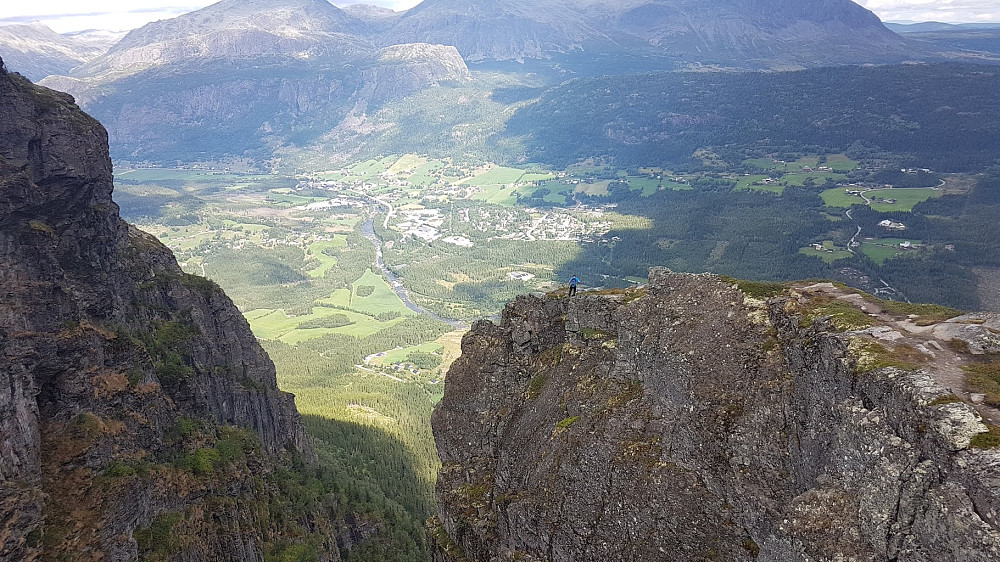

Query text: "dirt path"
[792, 282, 1000, 425]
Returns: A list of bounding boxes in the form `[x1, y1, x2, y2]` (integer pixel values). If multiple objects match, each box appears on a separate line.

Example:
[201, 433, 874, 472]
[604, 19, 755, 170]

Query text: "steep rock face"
[0, 59, 333, 560]
[385, 0, 912, 66]
[76, 0, 371, 79]
[431, 269, 1000, 561]
[37, 0, 472, 164]
[362, 43, 472, 104]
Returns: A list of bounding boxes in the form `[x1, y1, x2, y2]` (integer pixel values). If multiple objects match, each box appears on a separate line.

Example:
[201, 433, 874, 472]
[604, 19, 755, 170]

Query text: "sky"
[0, 0, 997, 34]
[857, 0, 1000, 24]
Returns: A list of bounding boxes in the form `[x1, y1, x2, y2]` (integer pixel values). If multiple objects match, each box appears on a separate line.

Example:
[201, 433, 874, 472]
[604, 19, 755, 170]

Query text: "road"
[847, 225, 862, 253]
[376, 196, 395, 229]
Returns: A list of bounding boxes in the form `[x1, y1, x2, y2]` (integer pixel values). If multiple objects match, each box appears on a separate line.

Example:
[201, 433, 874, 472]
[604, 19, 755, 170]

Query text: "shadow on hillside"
[553, 186, 839, 291]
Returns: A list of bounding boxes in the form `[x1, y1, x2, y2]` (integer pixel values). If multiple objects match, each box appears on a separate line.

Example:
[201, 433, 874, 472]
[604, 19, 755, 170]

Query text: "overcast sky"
[0, 0, 997, 34]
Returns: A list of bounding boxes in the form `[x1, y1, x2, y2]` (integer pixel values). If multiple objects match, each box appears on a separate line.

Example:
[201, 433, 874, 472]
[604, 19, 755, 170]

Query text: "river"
[361, 218, 466, 329]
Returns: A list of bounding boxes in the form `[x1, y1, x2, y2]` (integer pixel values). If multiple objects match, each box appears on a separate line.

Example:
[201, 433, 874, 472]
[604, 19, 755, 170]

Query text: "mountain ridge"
[0, 24, 113, 81]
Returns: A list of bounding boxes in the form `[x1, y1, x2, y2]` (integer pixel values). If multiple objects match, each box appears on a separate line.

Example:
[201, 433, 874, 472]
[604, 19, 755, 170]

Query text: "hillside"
[38, 0, 472, 164]
[431, 269, 1000, 560]
[33, 0, 932, 165]
[503, 63, 1000, 171]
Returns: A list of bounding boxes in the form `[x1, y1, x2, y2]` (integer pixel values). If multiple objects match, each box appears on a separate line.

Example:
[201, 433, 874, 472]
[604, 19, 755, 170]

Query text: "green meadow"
[305, 238, 347, 278]
[866, 188, 941, 212]
[859, 238, 922, 265]
[798, 240, 853, 263]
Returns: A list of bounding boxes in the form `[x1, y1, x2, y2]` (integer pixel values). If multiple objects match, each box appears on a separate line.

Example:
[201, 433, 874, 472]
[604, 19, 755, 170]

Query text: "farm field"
[859, 238, 923, 265]
[866, 188, 942, 212]
[743, 154, 858, 172]
[821, 186, 940, 211]
[799, 240, 853, 263]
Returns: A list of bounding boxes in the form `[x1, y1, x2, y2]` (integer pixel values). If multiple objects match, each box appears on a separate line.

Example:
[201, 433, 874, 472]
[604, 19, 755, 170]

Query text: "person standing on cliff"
[569, 276, 579, 297]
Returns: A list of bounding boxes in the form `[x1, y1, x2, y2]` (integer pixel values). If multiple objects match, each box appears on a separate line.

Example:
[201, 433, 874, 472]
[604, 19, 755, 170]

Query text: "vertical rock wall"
[431, 268, 1000, 561]
[0, 58, 319, 560]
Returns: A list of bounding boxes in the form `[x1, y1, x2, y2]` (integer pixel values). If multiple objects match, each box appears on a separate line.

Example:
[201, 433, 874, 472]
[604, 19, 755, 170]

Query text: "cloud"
[0, 2, 215, 32]
[856, 0, 1000, 23]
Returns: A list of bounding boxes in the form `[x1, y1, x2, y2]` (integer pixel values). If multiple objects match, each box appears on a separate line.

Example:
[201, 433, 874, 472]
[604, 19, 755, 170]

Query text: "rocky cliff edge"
[431, 268, 1000, 561]
[0, 59, 338, 560]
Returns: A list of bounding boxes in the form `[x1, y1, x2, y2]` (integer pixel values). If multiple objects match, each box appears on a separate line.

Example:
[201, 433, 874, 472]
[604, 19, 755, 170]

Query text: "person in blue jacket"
[569, 276, 579, 297]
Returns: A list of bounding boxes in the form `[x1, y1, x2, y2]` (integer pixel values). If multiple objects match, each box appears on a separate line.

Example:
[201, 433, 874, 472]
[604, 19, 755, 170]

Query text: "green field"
[821, 187, 940, 211]
[823, 154, 859, 171]
[368, 342, 444, 367]
[350, 156, 397, 179]
[245, 269, 416, 343]
[744, 154, 857, 173]
[521, 172, 558, 183]
[781, 171, 845, 186]
[866, 188, 942, 212]
[459, 166, 526, 186]
[736, 174, 781, 193]
[625, 177, 661, 196]
[347, 269, 420, 317]
[304, 238, 347, 278]
[859, 238, 922, 264]
[821, 187, 867, 208]
[407, 160, 448, 186]
[470, 182, 570, 206]
[574, 180, 612, 196]
[799, 240, 853, 263]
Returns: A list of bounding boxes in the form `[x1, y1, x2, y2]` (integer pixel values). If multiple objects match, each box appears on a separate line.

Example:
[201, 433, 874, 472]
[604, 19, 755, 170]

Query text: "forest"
[504, 63, 1000, 172]
[551, 168, 1000, 310]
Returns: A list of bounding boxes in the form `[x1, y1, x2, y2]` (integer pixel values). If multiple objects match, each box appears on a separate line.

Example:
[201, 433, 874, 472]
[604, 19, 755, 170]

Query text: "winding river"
[361, 218, 466, 329]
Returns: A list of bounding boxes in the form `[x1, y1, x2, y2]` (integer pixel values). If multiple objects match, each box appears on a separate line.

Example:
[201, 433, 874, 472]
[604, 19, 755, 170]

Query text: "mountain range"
[0, 24, 120, 81]
[388, 0, 911, 66]
[5, 0, 923, 165]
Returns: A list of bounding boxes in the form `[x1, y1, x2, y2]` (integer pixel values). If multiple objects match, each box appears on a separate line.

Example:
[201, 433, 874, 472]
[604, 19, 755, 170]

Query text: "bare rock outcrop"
[0, 58, 335, 560]
[431, 268, 1000, 561]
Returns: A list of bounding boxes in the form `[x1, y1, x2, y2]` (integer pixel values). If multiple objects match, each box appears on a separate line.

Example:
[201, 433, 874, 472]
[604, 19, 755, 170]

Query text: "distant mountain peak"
[383, 0, 908, 66]
[69, 0, 372, 78]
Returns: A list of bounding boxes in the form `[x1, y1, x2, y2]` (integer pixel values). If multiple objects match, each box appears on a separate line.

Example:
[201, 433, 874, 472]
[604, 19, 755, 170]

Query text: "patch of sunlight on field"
[349, 269, 418, 316]
[575, 180, 611, 196]
[278, 314, 408, 344]
[304, 238, 347, 278]
[389, 154, 428, 174]
[369, 342, 444, 366]
[459, 166, 525, 186]
[867, 188, 941, 212]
